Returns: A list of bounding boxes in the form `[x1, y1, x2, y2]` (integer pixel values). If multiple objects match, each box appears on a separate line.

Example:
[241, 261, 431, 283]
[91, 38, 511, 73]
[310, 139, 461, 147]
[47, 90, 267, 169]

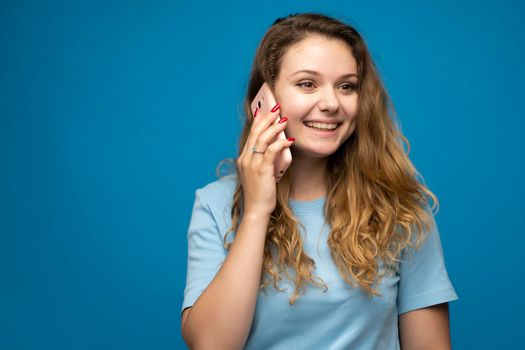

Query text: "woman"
[181, 13, 458, 349]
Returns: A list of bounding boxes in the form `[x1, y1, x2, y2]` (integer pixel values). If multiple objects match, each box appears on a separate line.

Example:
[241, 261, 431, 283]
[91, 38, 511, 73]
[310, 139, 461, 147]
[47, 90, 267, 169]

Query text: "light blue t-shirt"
[182, 175, 458, 349]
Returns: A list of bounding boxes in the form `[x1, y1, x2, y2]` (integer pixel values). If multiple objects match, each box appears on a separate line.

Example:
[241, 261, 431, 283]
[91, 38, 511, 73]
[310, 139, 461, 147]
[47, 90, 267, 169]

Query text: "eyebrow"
[290, 69, 358, 79]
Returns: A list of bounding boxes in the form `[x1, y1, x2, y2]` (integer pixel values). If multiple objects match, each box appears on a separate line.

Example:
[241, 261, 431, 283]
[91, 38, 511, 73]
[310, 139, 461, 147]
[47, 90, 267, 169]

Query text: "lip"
[303, 120, 343, 124]
[303, 122, 342, 137]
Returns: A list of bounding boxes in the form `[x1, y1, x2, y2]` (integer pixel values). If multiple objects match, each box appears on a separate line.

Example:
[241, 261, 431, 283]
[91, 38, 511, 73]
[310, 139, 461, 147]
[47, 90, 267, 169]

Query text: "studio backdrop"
[1, 0, 524, 349]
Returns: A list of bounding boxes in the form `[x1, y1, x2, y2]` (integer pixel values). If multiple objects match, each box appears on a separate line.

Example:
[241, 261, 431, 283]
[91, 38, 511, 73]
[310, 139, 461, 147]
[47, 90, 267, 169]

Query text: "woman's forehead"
[279, 35, 357, 78]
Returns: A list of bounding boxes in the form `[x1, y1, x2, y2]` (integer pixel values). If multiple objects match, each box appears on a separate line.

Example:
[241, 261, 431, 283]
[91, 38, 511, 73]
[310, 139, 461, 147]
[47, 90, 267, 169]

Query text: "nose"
[317, 86, 340, 113]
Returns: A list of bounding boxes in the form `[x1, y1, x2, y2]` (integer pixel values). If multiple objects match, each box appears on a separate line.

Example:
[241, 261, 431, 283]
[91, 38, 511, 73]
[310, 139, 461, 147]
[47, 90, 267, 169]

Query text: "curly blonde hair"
[220, 13, 438, 305]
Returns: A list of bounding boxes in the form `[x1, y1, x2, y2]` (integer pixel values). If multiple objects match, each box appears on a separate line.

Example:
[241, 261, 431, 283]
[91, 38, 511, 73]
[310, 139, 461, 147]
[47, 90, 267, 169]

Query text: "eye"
[339, 82, 357, 92]
[296, 80, 315, 90]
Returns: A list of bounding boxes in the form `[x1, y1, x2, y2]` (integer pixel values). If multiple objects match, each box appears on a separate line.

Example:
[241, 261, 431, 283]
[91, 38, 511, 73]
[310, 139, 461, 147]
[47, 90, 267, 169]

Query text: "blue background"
[1, 0, 524, 349]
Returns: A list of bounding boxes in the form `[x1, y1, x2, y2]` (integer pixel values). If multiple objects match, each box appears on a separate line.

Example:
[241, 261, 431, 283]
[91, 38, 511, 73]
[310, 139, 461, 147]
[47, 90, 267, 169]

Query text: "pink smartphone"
[250, 82, 292, 181]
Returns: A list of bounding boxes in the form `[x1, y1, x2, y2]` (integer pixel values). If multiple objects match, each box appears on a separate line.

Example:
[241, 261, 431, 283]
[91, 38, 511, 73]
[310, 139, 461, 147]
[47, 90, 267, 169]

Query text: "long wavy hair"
[220, 13, 438, 305]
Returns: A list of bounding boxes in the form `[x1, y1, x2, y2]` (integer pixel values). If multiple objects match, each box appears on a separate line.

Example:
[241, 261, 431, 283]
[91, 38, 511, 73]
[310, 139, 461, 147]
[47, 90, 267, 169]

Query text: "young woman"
[181, 13, 458, 350]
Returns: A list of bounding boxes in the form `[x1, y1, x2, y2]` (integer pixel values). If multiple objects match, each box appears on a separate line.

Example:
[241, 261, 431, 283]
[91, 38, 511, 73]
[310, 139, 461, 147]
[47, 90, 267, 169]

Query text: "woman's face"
[273, 34, 359, 160]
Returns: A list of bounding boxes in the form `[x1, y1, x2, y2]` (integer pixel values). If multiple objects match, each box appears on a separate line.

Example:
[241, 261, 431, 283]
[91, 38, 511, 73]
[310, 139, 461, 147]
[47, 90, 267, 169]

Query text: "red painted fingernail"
[278, 116, 288, 124]
[271, 103, 281, 113]
[287, 137, 296, 141]
[254, 107, 259, 118]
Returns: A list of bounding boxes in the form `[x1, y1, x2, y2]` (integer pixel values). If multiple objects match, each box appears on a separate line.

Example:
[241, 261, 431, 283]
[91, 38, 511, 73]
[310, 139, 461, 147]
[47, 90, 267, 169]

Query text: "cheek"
[343, 97, 359, 120]
[280, 93, 316, 119]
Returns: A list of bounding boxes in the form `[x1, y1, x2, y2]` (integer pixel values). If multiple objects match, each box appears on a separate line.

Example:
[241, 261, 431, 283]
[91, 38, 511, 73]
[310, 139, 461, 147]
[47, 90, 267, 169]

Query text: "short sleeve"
[181, 189, 228, 315]
[397, 215, 458, 315]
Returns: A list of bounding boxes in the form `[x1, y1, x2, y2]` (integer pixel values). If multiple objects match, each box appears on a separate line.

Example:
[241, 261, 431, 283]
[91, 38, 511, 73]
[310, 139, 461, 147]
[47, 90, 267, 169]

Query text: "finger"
[249, 120, 287, 168]
[251, 117, 288, 160]
[252, 104, 281, 131]
[244, 105, 282, 159]
[240, 107, 259, 156]
[260, 137, 295, 169]
[242, 103, 281, 150]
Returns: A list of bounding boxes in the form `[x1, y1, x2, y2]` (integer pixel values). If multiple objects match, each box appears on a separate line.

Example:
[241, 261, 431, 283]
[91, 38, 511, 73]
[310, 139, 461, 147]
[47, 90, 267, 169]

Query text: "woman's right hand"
[236, 104, 295, 218]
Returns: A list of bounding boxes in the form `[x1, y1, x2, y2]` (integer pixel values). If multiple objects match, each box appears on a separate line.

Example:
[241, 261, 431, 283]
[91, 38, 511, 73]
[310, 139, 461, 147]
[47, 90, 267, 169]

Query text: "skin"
[181, 34, 452, 349]
[399, 303, 452, 350]
[273, 34, 359, 200]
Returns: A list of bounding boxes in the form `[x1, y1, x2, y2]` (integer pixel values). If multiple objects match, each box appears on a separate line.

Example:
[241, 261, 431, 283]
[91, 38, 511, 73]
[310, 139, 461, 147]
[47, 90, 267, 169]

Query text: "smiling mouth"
[303, 121, 342, 131]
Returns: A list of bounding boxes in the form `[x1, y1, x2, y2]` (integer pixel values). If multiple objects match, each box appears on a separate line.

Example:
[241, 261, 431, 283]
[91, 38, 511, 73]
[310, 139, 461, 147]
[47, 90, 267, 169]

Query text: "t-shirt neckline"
[288, 196, 326, 216]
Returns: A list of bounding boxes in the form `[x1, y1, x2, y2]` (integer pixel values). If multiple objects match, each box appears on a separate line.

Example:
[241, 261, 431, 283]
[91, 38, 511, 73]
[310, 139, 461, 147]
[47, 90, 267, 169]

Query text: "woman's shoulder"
[196, 174, 238, 207]
[192, 174, 238, 233]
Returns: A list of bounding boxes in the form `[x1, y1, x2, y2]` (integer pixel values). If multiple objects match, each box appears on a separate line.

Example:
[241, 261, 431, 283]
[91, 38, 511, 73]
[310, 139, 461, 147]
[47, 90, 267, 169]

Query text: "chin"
[292, 146, 340, 159]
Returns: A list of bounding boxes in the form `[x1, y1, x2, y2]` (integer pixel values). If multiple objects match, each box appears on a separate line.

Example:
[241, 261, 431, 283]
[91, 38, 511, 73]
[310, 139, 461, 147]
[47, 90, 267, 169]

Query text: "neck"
[288, 153, 328, 201]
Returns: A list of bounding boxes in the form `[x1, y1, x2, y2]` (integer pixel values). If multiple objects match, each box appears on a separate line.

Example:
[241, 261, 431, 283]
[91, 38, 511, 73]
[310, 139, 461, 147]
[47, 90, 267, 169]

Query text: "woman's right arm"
[181, 105, 293, 349]
[181, 211, 270, 349]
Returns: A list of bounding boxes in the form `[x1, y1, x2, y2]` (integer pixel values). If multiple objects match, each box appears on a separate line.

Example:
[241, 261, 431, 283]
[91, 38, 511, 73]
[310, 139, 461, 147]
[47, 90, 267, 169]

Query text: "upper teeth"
[304, 121, 339, 130]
